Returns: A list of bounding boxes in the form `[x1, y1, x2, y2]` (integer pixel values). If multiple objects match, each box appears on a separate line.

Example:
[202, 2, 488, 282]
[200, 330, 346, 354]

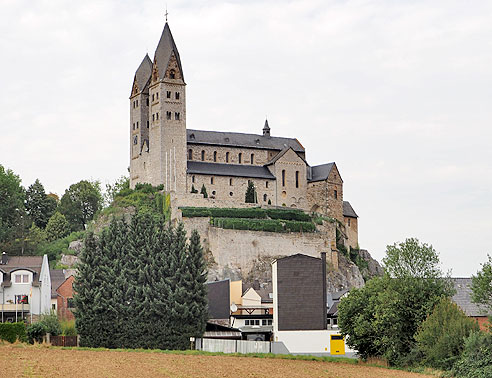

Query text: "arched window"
[282, 170, 286, 186]
[192, 175, 195, 183]
[263, 194, 267, 202]
[213, 151, 217, 162]
[229, 178, 233, 186]
[251, 153, 254, 164]
[226, 152, 229, 163]
[201, 150, 205, 161]
[211, 177, 214, 185]
[188, 149, 193, 160]
[238, 153, 242, 164]
[266, 181, 269, 188]
[170, 70, 175, 79]
[295, 171, 299, 188]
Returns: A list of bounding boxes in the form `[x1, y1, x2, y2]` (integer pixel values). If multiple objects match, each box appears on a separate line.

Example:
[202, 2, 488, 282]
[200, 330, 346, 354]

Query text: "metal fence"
[49, 335, 79, 347]
[196, 338, 271, 354]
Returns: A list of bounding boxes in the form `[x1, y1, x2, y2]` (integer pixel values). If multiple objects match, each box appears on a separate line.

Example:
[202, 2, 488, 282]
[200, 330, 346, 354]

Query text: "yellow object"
[330, 334, 345, 355]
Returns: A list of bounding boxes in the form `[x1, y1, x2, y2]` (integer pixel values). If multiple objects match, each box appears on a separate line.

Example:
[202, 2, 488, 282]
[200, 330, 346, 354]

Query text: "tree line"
[0, 163, 128, 256]
[74, 213, 208, 349]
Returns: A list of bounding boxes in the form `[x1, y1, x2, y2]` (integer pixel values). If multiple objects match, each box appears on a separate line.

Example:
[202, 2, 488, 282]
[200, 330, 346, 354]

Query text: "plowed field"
[0, 344, 430, 378]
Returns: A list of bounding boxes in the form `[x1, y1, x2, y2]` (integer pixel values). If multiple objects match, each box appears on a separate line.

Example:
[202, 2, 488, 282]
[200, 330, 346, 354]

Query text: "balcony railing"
[0, 303, 30, 311]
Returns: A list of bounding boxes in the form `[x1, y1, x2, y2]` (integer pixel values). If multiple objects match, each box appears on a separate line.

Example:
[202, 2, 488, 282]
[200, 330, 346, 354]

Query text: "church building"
[129, 22, 358, 234]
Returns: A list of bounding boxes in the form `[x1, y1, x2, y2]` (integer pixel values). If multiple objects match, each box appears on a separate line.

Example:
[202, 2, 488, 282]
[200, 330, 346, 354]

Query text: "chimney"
[321, 252, 327, 329]
[1, 252, 7, 265]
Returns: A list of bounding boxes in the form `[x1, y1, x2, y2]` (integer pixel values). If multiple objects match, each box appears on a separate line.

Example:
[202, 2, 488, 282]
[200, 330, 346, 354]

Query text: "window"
[156, 112, 159, 120]
[166, 111, 172, 120]
[146, 98, 149, 106]
[188, 149, 193, 160]
[132, 123, 135, 130]
[251, 153, 254, 164]
[152, 114, 155, 122]
[133, 135, 138, 145]
[334, 190, 338, 199]
[175, 112, 180, 120]
[15, 275, 21, 283]
[15, 274, 29, 284]
[147, 121, 149, 128]
[213, 151, 217, 162]
[67, 298, 75, 309]
[282, 170, 286, 186]
[136, 121, 139, 129]
[152, 94, 155, 102]
[192, 175, 195, 183]
[170, 70, 176, 79]
[201, 150, 205, 161]
[212, 190, 216, 196]
[210, 177, 214, 185]
[15, 295, 28, 304]
[156, 92, 159, 100]
[266, 181, 269, 188]
[52, 303, 56, 311]
[348, 218, 351, 227]
[295, 171, 299, 188]
[166, 91, 171, 99]
[262, 319, 272, 326]
[175, 92, 180, 100]
[132, 101, 135, 108]
[238, 153, 242, 164]
[229, 192, 233, 196]
[229, 178, 233, 186]
[263, 194, 267, 202]
[136, 100, 138, 107]
[226, 152, 229, 163]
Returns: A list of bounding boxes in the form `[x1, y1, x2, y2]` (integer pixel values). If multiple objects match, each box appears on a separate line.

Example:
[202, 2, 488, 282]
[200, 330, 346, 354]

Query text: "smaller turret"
[263, 119, 271, 137]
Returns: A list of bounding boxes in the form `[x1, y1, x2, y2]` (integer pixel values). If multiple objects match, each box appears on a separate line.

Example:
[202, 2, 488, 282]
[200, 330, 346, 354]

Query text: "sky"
[1, 0, 491, 276]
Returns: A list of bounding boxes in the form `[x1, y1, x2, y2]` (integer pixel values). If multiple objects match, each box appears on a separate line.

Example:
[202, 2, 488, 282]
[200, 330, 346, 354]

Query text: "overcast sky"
[1, 0, 491, 276]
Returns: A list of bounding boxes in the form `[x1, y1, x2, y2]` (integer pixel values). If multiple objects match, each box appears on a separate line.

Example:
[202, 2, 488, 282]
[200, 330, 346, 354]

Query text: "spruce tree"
[45, 212, 70, 242]
[245, 180, 257, 203]
[200, 184, 208, 198]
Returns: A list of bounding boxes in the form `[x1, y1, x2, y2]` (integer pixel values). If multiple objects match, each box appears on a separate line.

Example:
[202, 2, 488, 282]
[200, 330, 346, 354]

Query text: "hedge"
[181, 207, 312, 222]
[211, 218, 316, 233]
[0, 322, 27, 343]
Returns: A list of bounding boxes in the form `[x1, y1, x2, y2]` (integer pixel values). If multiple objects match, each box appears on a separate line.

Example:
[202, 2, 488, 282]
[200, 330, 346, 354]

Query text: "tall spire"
[263, 119, 271, 137]
[153, 22, 184, 82]
[131, 54, 153, 95]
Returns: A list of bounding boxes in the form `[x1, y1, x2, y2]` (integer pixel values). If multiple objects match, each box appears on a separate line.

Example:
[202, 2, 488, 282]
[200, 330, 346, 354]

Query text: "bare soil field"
[0, 344, 430, 378]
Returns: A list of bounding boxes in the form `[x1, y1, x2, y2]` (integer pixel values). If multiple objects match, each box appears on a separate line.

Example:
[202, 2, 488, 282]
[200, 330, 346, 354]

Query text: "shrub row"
[0, 322, 27, 343]
[181, 207, 312, 221]
[211, 217, 316, 233]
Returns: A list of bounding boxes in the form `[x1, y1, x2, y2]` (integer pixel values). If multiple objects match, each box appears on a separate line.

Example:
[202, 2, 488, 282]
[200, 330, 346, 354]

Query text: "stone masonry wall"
[188, 144, 271, 166]
[344, 216, 358, 249]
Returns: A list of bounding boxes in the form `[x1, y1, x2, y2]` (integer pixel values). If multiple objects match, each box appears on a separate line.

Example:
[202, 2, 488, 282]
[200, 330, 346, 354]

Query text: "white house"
[0, 252, 52, 322]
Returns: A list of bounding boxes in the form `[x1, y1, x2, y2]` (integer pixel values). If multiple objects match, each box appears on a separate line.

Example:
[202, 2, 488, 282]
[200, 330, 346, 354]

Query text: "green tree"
[45, 212, 70, 242]
[24, 224, 47, 254]
[452, 331, 492, 378]
[0, 165, 25, 250]
[25, 179, 56, 229]
[471, 255, 492, 313]
[59, 180, 103, 231]
[415, 297, 479, 370]
[339, 238, 454, 366]
[245, 180, 257, 203]
[104, 176, 129, 206]
[200, 184, 208, 198]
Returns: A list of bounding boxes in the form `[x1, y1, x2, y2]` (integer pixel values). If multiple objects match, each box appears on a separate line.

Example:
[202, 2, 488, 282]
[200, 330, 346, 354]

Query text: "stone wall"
[185, 174, 275, 207]
[188, 144, 270, 166]
[344, 216, 358, 249]
[307, 166, 343, 222]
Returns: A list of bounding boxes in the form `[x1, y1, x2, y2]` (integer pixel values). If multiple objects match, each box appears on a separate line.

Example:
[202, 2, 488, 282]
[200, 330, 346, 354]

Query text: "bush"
[61, 319, 77, 336]
[415, 297, 479, 370]
[40, 313, 62, 336]
[211, 218, 315, 233]
[266, 208, 312, 222]
[453, 331, 492, 378]
[0, 322, 27, 343]
[27, 322, 47, 344]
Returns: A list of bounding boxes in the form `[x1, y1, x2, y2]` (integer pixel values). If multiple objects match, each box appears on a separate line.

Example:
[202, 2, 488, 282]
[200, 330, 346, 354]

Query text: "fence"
[196, 338, 271, 354]
[48, 335, 79, 347]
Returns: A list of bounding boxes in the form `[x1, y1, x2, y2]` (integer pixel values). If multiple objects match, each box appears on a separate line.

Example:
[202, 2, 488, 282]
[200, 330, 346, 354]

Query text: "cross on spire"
[165, 5, 168, 22]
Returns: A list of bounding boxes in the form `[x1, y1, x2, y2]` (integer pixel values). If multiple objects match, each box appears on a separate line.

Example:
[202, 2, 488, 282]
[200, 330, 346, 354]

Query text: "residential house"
[56, 275, 75, 321]
[452, 277, 491, 331]
[0, 252, 51, 322]
[50, 269, 66, 313]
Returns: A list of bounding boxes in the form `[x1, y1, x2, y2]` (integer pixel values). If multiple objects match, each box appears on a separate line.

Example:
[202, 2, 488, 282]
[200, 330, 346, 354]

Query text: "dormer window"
[190, 133, 195, 140]
[15, 274, 29, 284]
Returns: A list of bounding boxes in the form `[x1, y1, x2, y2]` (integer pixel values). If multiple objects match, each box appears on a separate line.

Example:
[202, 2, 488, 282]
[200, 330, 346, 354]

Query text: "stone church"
[129, 22, 359, 246]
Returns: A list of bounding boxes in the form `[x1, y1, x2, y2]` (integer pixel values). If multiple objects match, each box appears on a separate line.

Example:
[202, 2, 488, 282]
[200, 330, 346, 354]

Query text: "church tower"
[148, 22, 187, 192]
[129, 22, 187, 192]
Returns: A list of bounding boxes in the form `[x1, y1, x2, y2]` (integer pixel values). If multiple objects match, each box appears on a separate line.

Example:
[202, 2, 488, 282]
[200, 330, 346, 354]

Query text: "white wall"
[274, 330, 356, 354]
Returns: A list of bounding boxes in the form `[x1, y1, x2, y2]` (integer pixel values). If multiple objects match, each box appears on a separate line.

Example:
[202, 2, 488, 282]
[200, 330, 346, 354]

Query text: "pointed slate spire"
[131, 54, 153, 95]
[153, 22, 184, 81]
[263, 119, 271, 137]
